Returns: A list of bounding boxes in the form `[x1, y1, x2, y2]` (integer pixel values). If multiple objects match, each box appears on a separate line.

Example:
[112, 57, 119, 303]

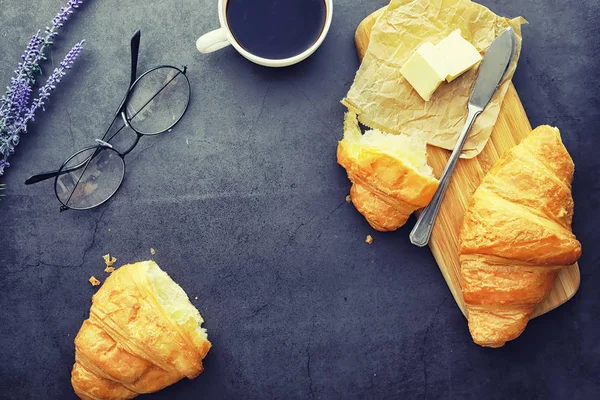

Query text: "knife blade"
[469, 27, 517, 109]
[409, 27, 517, 247]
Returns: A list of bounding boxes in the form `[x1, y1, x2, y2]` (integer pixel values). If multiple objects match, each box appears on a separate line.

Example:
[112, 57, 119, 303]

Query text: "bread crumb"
[104, 266, 115, 274]
[108, 228, 111, 232]
[194, 296, 198, 300]
[103, 254, 117, 267]
[150, 248, 156, 255]
[366, 235, 373, 244]
[89, 276, 101, 286]
[345, 195, 351, 203]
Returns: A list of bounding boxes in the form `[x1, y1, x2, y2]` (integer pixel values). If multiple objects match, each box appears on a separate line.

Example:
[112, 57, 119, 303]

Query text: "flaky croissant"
[337, 112, 439, 231]
[71, 261, 211, 399]
[459, 125, 581, 347]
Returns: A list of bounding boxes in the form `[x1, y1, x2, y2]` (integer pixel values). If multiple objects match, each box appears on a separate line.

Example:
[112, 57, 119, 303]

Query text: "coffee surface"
[226, 0, 327, 60]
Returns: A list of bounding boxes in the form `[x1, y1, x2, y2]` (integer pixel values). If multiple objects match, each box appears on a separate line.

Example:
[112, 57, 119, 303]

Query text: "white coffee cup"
[196, 0, 333, 68]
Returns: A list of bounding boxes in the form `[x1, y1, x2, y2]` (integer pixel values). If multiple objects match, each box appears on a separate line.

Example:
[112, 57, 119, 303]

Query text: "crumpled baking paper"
[342, 0, 526, 159]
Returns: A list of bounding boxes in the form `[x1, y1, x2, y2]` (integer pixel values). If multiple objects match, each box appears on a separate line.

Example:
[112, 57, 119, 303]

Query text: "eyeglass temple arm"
[24, 170, 60, 185]
[24, 163, 87, 185]
[112, 30, 141, 119]
[24, 150, 99, 185]
[129, 30, 141, 88]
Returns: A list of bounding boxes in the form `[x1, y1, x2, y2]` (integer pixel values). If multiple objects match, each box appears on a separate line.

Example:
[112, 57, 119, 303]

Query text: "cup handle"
[196, 28, 231, 53]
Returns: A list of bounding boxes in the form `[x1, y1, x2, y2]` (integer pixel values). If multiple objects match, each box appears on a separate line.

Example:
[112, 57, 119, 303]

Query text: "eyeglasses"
[25, 30, 191, 211]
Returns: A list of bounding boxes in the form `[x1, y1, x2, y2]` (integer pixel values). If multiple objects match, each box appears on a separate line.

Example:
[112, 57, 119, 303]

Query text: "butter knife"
[409, 27, 517, 247]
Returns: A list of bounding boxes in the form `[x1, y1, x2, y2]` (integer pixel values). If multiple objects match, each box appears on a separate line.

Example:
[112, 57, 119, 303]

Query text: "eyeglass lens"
[55, 147, 125, 210]
[125, 67, 190, 135]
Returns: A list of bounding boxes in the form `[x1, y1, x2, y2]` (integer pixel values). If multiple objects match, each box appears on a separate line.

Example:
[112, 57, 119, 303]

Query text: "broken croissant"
[459, 125, 582, 347]
[337, 112, 439, 231]
[71, 261, 210, 399]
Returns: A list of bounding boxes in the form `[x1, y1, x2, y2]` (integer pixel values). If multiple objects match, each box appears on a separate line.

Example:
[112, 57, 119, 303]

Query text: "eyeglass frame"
[25, 30, 191, 211]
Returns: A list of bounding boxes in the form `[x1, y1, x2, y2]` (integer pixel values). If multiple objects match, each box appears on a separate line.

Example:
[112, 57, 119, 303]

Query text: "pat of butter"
[400, 42, 448, 102]
[436, 30, 482, 82]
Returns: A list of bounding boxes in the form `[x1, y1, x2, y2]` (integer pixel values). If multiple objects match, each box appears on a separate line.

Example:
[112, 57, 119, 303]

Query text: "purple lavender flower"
[0, 0, 86, 176]
[25, 41, 85, 120]
[0, 32, 43, 124]
[51, 1, 84, 31]
[21, 32, 44, 76]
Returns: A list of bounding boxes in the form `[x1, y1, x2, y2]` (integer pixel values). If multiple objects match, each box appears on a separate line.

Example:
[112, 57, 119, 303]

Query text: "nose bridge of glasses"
[100, 109, 139, 154]
[120, 131, 143, 157]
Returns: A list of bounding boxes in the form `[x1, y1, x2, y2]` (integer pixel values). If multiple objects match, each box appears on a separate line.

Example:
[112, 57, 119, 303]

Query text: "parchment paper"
[342, 0, 526, 159]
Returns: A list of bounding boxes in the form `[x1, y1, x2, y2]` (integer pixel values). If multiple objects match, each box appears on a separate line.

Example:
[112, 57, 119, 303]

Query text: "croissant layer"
[71, 261, 211, 399]
[459, 125, 581, 347]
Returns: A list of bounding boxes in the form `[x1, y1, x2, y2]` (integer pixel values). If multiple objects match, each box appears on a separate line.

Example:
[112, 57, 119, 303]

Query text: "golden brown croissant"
[337, 112, 439, 231]
[458, 125, 581, 347]
[71, 261, 211, 399]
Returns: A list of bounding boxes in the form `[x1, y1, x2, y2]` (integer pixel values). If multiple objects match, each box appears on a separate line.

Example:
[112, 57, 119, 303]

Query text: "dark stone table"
[1, 0, 598, 398]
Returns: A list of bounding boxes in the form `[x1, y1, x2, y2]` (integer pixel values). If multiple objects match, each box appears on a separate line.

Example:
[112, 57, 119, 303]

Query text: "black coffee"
[226, 0, 327, 60]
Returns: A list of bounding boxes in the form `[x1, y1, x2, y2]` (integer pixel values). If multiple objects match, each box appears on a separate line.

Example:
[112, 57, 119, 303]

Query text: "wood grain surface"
[354, 7, 580, 318]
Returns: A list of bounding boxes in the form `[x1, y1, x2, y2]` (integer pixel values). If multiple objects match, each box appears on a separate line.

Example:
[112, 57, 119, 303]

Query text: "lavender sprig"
[0, 32, 43, 126]
[0, 41, 85, 169]
[25, 41, 85, 124]
[0, 0, 86, 177]
[52, 1, 84, 29]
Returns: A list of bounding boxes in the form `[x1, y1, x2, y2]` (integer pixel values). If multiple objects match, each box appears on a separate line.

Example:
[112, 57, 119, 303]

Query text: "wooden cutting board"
[355, 7, 580, 318]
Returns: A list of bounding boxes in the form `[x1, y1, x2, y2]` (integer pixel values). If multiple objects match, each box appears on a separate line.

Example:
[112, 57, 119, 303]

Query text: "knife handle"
[409, 103, 483, 247]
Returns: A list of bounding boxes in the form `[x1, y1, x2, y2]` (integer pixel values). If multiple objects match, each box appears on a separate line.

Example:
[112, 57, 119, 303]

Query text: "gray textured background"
[0, 0, 599, 399]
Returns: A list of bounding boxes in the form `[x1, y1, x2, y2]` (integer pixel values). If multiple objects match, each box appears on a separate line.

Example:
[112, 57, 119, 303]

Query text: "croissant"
[337, 112, 439, 231]
[458, 125, 582, 347]
[71, 261, 211, 399]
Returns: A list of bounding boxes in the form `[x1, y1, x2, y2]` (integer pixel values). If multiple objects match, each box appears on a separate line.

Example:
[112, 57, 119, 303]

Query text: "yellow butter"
[399, 42, 448, 102]
[436, 30, 482, 82]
